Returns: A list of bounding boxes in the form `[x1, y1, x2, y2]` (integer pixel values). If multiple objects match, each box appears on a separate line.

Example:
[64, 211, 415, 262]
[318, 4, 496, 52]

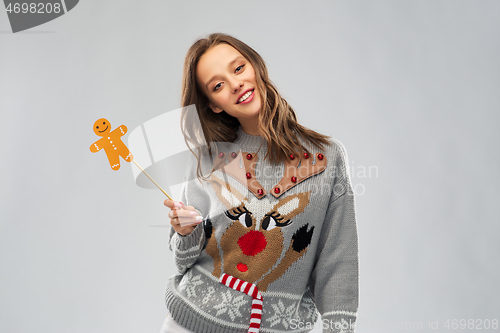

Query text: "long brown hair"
[180, 33, 332, 183]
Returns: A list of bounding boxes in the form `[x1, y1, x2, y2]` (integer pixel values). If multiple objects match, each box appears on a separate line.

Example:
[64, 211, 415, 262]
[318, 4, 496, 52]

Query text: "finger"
[179, 217, 203, 227]
[164, 200, 184, 209]
[169, 213, 196, 225]
[175, 211, 202, 227]
[168, 209, 179, 219]
[176, 210, 199, 218]
[170, 216, 199, 229]
[170, 211, 192, 222]
[169, 215, 186, 226]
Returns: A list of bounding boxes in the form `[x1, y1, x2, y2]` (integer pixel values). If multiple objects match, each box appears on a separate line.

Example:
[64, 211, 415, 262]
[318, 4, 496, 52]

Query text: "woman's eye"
[213, 82, 222, 91]
[235, 64, 245, 73]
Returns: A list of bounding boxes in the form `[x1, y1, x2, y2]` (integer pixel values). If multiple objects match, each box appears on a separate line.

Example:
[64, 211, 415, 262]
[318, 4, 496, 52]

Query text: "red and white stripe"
[220, 273, 263, 333]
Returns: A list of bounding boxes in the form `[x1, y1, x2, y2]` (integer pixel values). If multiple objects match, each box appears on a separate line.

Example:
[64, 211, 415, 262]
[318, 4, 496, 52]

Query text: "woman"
[161, 33, 359, 333]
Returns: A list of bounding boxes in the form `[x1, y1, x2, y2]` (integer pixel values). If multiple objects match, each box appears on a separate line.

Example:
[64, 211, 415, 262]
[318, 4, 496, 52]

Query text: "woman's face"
[196, 43, 262, 124]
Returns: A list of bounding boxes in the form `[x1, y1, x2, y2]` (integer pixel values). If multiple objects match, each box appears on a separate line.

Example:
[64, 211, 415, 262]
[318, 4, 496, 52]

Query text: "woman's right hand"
[164, 199, 203, 236]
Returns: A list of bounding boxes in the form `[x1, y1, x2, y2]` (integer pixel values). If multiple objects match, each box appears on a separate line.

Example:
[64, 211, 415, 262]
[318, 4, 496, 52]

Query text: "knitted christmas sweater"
[165, 127, 359, 333]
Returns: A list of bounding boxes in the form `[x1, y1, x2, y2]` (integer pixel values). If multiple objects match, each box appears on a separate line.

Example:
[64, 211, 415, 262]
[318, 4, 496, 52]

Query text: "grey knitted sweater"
[165, 127, 359, 333]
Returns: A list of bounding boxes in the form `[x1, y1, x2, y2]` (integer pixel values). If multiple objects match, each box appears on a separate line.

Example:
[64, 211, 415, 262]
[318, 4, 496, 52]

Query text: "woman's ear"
[209, 103, 224, 114]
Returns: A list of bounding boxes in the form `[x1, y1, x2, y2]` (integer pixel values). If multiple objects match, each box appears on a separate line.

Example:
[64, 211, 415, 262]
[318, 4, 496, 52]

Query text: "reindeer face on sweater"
[205, 173, 313, 291]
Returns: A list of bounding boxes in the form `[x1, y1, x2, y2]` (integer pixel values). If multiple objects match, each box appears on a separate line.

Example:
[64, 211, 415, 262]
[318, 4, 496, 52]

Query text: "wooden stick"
[132, 159, 173, 200]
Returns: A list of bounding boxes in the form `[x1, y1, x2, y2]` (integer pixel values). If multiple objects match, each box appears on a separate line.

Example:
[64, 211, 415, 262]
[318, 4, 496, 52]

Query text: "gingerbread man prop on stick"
[89, 118, 173, 200]
[90, 118, 133, 170]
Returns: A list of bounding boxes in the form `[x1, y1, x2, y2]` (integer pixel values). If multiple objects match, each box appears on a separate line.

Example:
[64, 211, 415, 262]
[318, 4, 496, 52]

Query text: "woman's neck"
[239, 118, 261, 136]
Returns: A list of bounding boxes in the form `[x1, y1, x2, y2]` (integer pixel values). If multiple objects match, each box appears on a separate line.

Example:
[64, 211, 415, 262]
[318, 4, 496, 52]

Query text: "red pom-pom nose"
[237, 230, 267, 256]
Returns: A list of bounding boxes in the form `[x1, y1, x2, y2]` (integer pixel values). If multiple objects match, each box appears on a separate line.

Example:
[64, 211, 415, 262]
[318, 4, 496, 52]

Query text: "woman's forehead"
[196, 44, 245, 83]
[200, 45, 242, 70]
[205, 43, 242, 60]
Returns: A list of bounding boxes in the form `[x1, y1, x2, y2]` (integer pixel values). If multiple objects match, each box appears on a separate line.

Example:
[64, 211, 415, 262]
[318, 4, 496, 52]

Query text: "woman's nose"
[229, 78, 243, 92]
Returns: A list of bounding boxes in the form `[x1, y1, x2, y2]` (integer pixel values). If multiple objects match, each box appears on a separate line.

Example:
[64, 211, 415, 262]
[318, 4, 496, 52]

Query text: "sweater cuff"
[321, 312, 357, 333]
[172, 221, 205, 251]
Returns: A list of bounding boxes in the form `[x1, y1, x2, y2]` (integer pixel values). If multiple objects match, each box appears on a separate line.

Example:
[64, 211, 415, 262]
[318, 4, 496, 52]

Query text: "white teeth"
[238, 90, 253, 103]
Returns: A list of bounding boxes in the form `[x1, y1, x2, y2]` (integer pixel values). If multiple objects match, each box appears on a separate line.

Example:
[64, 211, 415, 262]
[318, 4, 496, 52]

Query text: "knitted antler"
[270, 152, 327, 198]
[213, 151, 266, 198]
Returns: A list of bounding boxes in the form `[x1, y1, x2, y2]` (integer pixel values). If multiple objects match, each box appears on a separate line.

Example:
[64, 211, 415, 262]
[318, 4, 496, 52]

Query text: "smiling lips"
[98, 126, 109, 133]
[237, 89, 254, 104]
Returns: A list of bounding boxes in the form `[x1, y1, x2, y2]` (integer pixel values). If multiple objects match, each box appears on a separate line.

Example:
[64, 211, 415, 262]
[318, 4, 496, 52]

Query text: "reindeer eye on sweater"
[264, 211, 291, 228]
[225, 206, 253, 228]
[261, 216, 277, 230]
[239, 213, 252, 228]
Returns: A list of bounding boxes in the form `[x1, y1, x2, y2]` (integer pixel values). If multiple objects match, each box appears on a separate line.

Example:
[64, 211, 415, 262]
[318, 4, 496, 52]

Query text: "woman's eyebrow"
[205, 56, 245, 89]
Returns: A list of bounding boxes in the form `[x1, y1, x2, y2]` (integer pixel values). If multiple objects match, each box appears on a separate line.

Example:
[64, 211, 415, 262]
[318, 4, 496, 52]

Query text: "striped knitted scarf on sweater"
[220, 273, 263, 333]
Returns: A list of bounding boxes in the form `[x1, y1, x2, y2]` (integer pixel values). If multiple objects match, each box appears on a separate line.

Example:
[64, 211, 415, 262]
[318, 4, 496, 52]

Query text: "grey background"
[1, 1, 499, 332]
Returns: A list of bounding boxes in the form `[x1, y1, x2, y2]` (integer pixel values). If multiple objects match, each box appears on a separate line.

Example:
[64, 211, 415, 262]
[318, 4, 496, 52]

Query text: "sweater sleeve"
[168, 152, 212, 275]
[309, 140, 359, 333]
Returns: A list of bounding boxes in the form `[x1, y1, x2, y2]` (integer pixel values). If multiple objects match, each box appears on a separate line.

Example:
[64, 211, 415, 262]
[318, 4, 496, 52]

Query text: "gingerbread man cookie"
[90, 118, 133, 170]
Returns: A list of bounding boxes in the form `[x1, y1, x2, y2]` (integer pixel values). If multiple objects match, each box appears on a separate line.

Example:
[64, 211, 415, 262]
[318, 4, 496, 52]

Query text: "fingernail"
[189, 211, 198, 216]
[195, 216, 203, 221]
[174, 202, 182, 208]
[179, 201, 184, 206]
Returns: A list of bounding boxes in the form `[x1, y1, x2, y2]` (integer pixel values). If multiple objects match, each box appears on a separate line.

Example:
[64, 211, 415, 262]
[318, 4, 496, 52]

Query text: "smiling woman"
[196, 44, 262, 136]
[178, 33, 334, 170]
[161, 33, 359, 333]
